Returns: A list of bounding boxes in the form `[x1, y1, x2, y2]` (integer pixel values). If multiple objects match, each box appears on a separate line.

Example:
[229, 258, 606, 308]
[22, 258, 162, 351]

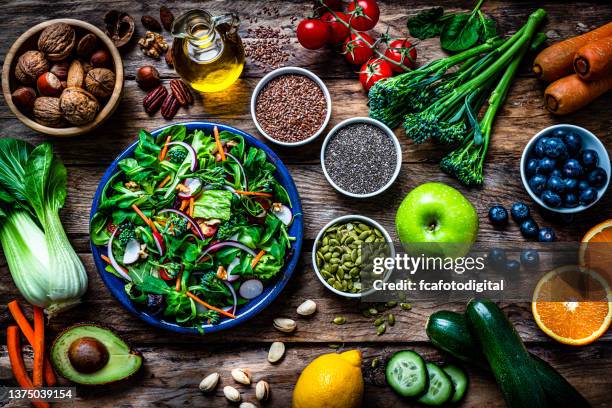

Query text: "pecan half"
[170, 79, 193, 106]
[143, 85, 167, 114]
[161, 93, 179, 119]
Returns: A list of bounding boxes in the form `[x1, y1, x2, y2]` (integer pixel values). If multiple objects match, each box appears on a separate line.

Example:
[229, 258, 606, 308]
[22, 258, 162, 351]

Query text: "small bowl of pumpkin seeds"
[312, 215, 394, 298]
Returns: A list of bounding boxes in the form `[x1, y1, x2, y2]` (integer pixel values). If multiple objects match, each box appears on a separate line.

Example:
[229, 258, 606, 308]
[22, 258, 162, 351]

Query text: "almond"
[67, 60, 85, 88]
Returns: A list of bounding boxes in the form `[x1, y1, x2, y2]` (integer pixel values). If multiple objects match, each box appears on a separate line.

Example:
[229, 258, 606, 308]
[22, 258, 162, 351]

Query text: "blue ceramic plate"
[89, 122, 303, 334]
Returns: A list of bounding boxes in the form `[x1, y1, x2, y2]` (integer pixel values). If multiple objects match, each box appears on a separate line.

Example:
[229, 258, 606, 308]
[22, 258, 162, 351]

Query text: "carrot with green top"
[32, 307, 44, 387]
[214, 126, 226, 161]
[159, 136, 172, 161]
[186, 291, 235, 318]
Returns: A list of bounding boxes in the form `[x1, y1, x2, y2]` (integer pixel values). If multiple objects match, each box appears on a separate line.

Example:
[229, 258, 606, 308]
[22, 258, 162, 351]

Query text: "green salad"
[91, 125, 296, 330]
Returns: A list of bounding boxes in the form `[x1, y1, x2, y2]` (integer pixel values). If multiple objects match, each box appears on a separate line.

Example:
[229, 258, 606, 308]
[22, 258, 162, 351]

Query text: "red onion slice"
[198, 240, 257, 262]
[272, 203, 293, 226]
[107, 228, 132, 281]
[122, 238, 141, 265]
[226, 257, 241, 282]
[178, 177, 203, 199]
[223, 281, 238, 315]
[166, 141, 198, 171]
[158, 208, 205, 240]
[225, 153, 248, 190]
[152, 230, 166, 256]
[239, 279, 264, 300]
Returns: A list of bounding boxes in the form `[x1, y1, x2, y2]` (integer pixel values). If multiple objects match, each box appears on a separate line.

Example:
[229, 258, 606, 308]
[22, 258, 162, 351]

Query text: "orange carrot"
[159, 135, 172, 161]
[186, 291, 236, 318]
[158, 174, 172, 189]
[234, 190, 273, 198]
[251, 249, 266, 269]
[7, 326, 50, 408]
[175, 269, 183, 291]
[574, 36, 612, 81]
[7, 302, 56, 386]
[533, 22, 612, 82]
[131, 204, 159, 233]
[213, 126, 226, 162]
[101, 254, 129, 274]
[32, 307, 44, 387]
[544, 74, 612, 115]
[189, 197, 195, 217]
[179, 199, 189, 211]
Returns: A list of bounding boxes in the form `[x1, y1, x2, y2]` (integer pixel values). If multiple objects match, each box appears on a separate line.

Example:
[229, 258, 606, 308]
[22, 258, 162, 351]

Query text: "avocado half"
[50, 323, 143, 385]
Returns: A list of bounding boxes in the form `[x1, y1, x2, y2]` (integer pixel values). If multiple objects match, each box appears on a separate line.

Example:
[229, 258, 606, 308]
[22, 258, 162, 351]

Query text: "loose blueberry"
[564, 193, 579, 208]
[520, 219, 539, 239]
[538, 227, 556, 242]
[488, 205, 509, 226]
[526, 158, 539, 176]
[587, 167, 608, 188]
[542, 190, 562, 208]
[546, 176, 565, 193]
[563, 132, 582, 155]
[578, 180, 590, 191]
[563, 178, 578, 192]
[511, 202, 530, 222]
[534, 137, 550, 158]
[579, 149, 599, 171]
[529, 174, 547, 196]
[487, 248, 507, 269]
[563, 159, 583, 178]
[543, 137, 567, 158]
[537, 157, 556, 174]
[520, 249, 540, 268]
[505, 260, 521, 272]
[579, 187, 598, 206]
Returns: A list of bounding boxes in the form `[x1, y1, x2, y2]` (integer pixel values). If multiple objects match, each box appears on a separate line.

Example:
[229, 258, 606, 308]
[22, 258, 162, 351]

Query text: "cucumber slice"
[443, 364, 469, 403]
[385, 350, 427, 397]
[417, 363, 453, 406]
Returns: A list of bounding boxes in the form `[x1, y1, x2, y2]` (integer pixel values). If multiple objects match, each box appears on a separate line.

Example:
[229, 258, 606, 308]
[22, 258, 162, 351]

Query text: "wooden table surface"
[1, 1, 611, 407]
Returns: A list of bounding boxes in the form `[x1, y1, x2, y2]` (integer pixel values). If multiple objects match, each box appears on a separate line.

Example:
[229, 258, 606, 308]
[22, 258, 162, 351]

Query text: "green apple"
[395, 182, 478, 257]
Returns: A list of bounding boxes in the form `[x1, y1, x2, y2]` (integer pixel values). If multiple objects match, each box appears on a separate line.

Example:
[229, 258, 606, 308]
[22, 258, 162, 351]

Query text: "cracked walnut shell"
[15, 51, 49, 85]
[33, 97, 63, 127]
[38, 22, 76, 61]
[59, 87, 99, 125]
[85, 68, 115, 99]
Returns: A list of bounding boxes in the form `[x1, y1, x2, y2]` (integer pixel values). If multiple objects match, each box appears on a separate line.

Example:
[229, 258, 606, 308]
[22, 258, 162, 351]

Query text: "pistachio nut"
[231, 368, 251, 385]
[273, 317, 297, 333]
[256, 380, 271, 401]
[223, 386, 241, 402]
[198, 372, 220, 393]
[296, 299, 317, 316]
[268, 341, 285, 363]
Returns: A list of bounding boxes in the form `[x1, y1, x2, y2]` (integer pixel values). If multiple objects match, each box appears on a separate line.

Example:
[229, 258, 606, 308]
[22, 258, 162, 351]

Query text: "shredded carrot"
[159, 135, 172, 161]
[175, 269, 183, 292]
[251, 249, 266, 269]
[214, 126, 226, 161]
[32, 307, 44, 387]
[7, 302, 56, 386]
[131, 204, 159, 233]
[7, 326, 50, 408]
[101, 254, 129, 274]
[186, 292, 235, 319]
[179, 200, 189, 211]
[189, 197, 195, 217]
[234, 190, 273, 198]
[158, 174, 172, 189]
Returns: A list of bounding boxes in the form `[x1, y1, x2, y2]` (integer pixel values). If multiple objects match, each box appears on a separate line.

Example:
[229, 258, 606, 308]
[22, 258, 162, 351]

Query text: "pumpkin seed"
[368, 308, 379, 316]
[387, 313, 395, 326]
[333, 316, 346, 325]
[400, 303, 412, 310]
[371, 357, 380, 368]
[373, 318, 384, 326]
[386, 301, 397, 308]
[376, 323, 386, 335]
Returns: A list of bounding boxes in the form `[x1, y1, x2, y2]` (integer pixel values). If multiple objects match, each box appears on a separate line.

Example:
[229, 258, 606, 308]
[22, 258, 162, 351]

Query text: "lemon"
[292, 350, 364, 408]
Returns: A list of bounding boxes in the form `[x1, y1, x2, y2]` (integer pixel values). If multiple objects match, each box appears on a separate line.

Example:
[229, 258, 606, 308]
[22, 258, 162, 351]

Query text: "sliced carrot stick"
[213, 126, 226, 162]
[32, 307, 44, 387]
[189, 197, 195, 217]
[101, 254, 129, 274]
[186, 291, 235, 319]
[158, 174, 172, 189]
[234, 190, 273, 198]
[7, 326, 50, 408]
[175, 269, 183, 292]
[131, 204, 159, 233]
[159, 135, 172, 161]
[7, 301, 56, 386]
[179, 200, 189, 211]
[251, 250, 266, 269]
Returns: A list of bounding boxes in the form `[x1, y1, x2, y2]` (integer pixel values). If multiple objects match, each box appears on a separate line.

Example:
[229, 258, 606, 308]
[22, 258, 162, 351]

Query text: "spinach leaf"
[478, 11, 497, 41]
[407, 7, 445, 40]
[440, 13, 481, 52]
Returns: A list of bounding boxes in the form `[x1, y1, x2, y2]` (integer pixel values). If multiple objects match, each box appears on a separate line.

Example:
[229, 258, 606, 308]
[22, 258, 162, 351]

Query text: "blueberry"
[488, 205, 509, 226]
[587, 167, 608, 188]
[526, 158, 539, 176]
[529, 174, 547, 196]
[552, 128, 567, 138]
[563, 132, 582, 155]
[538, 227, 556, 242]
[579, 187, 598, 206]
[543, 137, 567, 158]
[520, 219, 539, 239]
[534, 137, 550, 158]
[542, 190, 562, 208]
[550, 169, 563, 178]
[487, 248, 507, 269]
[520, 249, 540, 268]
[564, 193, 579, 208]
[580, 149, 599, 171]
[563, 178, 578, 192]
[537, 157, 556, 174]
[546, 176, 565, 193]
[578, 180, 590, 191]
[563, 159, 583, 178]
[505, 260, 521, 272]
[511, 202, 530, 222]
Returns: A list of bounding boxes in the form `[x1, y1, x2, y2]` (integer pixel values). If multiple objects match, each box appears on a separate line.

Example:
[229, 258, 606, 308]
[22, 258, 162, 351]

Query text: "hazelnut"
[11, 87, 37, 113]
[38, 22, 75, 61]
[85, 68, 115, 99]
[15, 51, 49, 85]
[50, 61, 69, 80]
[37, 72, 63, 96]
[136, 66, 160, 90]
[67, 60, 85, 88]
[90, 49, 111, 68]
[77, 33, 97, 57]
[60, 87, 99, 125]
[33, 96, 63, 127]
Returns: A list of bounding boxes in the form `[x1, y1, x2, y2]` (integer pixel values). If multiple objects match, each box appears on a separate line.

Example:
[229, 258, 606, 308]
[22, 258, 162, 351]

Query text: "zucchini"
[417, 363, 453, 406]
[385, 350, 428, 397]
[442, 364, 468, 403]
[466, 299, 547, 408]
[426, 310, 590, 408]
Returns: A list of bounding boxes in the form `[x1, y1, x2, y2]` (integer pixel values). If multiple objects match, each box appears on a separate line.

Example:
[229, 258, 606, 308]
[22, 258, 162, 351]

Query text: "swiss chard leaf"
[407, 7, 445, 40]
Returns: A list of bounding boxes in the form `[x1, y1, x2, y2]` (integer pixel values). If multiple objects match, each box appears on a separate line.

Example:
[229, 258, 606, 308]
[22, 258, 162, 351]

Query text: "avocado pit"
[68, 337, 110, 374]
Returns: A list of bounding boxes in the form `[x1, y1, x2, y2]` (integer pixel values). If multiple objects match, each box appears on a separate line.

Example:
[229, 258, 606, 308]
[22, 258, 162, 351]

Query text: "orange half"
[532, 266, 612, 346]
[579, 219, 612, 284]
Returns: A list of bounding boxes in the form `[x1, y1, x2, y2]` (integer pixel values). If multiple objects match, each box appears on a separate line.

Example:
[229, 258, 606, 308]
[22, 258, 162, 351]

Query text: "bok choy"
[0, 139, 87, 316]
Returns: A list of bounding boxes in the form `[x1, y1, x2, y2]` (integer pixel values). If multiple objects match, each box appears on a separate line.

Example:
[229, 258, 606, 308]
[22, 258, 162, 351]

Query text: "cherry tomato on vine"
[343, 32, 374, 65]
[321, 0, 343, 10]
[321, 12, 351, 44]
[346, 0, 380, 31]
[297, 18, 329, 50]
[359, 58, 393, 91]
[384, 38, 417, 72]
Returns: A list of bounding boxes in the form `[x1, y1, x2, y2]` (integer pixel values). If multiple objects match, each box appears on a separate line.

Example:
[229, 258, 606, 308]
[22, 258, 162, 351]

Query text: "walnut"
[38, 23, 76, 61]
[33, 97, 63, 127]
[59, 87, 99, 125]
[138, 31, 168, 59]
[15, 51, 49, 85]
[84, 68, 115, 99]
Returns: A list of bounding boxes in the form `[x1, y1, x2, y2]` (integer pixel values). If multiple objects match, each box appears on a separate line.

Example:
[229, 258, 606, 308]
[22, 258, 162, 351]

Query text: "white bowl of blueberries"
[520, 124, 610, 213]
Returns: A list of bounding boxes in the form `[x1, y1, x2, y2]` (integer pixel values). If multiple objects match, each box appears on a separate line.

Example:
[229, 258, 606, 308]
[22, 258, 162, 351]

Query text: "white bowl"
[321, 117, 402, 198]
[312, 215, 395, 299]
[250, 67, 332, 147]
[520, 124, 610, 213]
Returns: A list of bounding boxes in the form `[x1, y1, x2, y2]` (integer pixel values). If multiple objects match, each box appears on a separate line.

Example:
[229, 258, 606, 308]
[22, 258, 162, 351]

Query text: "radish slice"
[198, 240, 257, 262]
[272, 203, 293, 226]
[239, 279, 263, 300]
[178, 178, 202, 199]
[223, 281, 238, 315]
[166, 141, 198, 171]
[226, 257, 241, 282]
[225, 153, 248, 190]
[158, 208, 205, 240]
[107, 228, 132, 281]
[122, 239, 141, 265]
[152, 230, 166, 256]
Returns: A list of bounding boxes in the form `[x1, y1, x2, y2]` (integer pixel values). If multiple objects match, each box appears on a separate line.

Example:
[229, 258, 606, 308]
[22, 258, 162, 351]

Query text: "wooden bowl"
[2, 19, 124, 137]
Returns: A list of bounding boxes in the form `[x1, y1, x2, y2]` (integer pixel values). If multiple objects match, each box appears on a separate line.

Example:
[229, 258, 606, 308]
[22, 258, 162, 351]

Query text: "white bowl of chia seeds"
[321, 117, 402, 198]
[251, 66, 332, 147]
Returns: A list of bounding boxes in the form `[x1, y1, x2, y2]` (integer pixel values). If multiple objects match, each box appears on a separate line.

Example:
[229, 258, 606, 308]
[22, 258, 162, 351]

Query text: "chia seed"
[255, 74, 327, 143]
[324, 123, 398, 195]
